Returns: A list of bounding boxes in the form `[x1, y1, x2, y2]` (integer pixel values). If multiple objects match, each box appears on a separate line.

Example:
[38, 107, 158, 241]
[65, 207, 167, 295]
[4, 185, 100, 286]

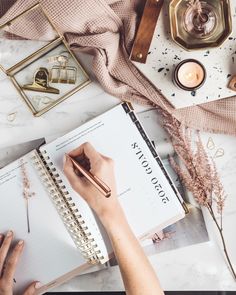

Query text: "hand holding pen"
[63, 142, 120, 222]
[66, 154, 111, 198]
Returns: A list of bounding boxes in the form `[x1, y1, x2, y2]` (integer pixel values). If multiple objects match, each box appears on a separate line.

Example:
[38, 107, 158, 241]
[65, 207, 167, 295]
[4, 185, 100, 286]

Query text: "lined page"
[41, 104, 185, 261]
[0, 151, 87, 293]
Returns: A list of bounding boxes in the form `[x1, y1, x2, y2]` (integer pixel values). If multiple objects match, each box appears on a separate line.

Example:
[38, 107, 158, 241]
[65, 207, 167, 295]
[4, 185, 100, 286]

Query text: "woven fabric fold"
[1, 0, 236, 135]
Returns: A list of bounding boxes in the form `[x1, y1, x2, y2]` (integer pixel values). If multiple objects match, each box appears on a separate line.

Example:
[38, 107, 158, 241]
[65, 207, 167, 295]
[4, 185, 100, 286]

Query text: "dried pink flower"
[20, 159, 36, 233]
[152, 231, 175, 244]
[162, 114, 235, 280]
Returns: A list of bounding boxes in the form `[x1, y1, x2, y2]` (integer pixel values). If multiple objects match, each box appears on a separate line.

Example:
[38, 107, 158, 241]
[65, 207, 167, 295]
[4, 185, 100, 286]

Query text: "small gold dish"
[169, 0, 232, 50]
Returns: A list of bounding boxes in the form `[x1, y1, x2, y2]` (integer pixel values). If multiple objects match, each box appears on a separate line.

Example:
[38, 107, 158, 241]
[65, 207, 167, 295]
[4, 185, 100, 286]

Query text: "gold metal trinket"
[49, 54, 77, 84]
[22, 67, 60, 94]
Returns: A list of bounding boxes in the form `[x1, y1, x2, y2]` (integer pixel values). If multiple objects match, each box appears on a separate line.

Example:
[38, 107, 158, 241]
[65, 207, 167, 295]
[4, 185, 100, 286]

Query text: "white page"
[0, 151, 87, 293]
[41, 104, 185, 261]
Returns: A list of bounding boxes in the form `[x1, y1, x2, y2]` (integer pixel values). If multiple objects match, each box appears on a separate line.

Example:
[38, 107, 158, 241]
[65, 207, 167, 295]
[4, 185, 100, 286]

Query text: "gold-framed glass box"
[0, 4, 90, 116]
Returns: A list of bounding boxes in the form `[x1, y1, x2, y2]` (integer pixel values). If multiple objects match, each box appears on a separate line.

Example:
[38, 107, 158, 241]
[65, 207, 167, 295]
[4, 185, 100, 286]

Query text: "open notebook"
[0, 102, 186, 294]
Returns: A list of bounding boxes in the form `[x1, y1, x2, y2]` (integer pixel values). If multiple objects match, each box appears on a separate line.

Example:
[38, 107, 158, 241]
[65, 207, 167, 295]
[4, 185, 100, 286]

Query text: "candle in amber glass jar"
[173, 59, 206, 91]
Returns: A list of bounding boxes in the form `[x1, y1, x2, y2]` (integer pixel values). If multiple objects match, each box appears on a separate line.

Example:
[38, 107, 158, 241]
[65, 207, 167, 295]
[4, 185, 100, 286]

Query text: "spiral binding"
[32, 150, 105, 264]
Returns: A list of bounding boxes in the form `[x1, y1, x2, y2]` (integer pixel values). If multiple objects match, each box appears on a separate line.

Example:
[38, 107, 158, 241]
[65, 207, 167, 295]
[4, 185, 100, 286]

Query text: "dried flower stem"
[206, 204, 236, 279]
[162, 113, 236, 280]
[20, 159, 35, 234]
[25, 200, 30, 234]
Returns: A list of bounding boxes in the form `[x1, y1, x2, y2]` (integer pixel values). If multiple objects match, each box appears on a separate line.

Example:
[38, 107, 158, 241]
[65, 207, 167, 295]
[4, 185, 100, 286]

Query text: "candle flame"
[185, 72, 195, 81]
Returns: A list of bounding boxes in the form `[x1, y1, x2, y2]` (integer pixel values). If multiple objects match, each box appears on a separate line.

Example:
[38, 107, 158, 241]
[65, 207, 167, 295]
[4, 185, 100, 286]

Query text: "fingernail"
[18, 240, 24, 246]
[35, 282, 42, 289]
[7, 230, 13, 237]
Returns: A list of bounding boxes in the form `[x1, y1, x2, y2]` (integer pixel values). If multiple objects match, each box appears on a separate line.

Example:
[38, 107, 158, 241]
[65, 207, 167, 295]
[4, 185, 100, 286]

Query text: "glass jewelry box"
[0, 4, 90, 116]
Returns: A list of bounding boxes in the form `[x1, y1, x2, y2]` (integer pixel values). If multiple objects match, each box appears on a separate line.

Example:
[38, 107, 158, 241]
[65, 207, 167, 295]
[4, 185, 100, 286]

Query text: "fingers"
[0, 233, 39, 295]
[101, 155, 114, 165]
[0, 234, 4, 246]
[0, 231, 13, 274]
[63, 155, 86, 195]
[64, 143, 114, 199]
[23, 281, 41, 295]
[69, 142, 102, 164]
[2, 240, 24, 283]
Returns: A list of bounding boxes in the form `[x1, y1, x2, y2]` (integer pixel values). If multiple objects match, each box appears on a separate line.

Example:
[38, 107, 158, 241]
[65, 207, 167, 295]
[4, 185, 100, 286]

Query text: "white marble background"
[0, 48, 236, 291]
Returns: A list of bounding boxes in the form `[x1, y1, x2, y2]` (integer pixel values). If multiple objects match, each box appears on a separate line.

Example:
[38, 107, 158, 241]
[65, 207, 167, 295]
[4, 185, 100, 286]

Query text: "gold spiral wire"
[32, 150, 104, 264]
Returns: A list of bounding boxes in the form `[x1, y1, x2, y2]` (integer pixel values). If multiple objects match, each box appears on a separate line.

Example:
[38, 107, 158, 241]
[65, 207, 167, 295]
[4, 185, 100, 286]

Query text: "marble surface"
[134, 0, 236, 109]
[0, 52, 122, 149]
[0, 46, 236, 291]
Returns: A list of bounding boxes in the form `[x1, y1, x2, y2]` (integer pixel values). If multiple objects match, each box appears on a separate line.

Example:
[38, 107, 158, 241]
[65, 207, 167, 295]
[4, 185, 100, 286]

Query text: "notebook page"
[0, 151, 87, 293]
[41, 104, 185, 261]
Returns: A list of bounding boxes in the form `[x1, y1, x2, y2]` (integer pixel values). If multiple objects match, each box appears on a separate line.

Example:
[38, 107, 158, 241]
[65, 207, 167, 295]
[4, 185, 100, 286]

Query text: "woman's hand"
[64, 142, 164, 295]
[63, 142, 122, 224]
[0, 231, 40, 295]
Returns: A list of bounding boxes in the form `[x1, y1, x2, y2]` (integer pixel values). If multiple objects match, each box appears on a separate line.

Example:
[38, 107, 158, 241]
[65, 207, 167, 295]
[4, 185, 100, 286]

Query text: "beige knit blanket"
[1, 0, 236, 135]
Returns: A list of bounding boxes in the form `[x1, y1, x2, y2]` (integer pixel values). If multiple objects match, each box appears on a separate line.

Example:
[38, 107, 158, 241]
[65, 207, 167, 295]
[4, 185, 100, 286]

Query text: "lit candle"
[173, 59, 206, 91]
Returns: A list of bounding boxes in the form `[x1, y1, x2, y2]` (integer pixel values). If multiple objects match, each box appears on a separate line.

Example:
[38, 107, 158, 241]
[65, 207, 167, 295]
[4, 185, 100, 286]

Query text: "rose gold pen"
[66, 154, 111, 198]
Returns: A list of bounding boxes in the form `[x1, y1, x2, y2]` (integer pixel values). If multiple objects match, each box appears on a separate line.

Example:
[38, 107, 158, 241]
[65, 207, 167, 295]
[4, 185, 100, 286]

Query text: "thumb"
[23, 281, 41, 295]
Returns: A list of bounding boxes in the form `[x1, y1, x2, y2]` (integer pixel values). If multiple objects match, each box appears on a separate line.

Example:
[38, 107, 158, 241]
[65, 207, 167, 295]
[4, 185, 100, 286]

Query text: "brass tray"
[169, 0, 232, 50]
[0, 4, 91, 116]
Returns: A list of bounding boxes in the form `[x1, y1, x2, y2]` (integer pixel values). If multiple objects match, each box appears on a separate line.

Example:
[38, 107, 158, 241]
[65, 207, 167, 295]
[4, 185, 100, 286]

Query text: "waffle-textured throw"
[1, 0, 236, 135]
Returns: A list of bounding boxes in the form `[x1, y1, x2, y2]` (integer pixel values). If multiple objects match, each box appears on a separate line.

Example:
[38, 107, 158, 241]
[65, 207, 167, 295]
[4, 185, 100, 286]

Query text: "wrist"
[99, 201, 126, 230]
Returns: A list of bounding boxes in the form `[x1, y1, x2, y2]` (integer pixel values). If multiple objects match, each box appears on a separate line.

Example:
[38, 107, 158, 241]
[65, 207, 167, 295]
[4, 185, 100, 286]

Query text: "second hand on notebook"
[66, 154, 111, 198]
